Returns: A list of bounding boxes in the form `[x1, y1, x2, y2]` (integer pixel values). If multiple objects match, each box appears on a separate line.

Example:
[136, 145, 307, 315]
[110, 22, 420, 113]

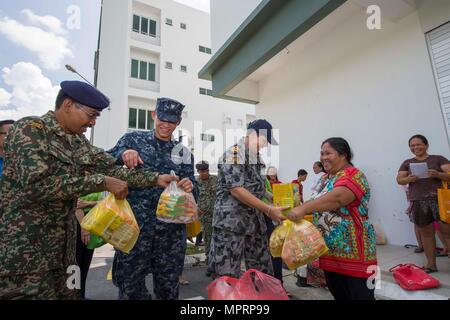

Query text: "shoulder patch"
[30, 121, 44, 130]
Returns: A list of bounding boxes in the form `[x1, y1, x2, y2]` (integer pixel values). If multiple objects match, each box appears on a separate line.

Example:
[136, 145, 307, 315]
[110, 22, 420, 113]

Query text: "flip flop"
[436, 250, 448, 257]
[179, 279, 190, 285]
[421, 267, 438, 274]
[414, 247, 424, 253]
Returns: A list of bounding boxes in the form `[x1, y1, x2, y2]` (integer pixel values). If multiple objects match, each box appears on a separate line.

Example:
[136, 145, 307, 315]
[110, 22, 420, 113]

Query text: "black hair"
[322, 137, 353, 166]
[55, 89, 69, 110]
[314, 161, 325, 173]
[0, 120, 15, 128]
[297, 169, 308, 176]
[408, 134, 428, 146]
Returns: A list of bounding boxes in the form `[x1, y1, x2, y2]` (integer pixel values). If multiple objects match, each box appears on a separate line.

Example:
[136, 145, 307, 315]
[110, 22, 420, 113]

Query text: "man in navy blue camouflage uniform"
[109, 98, 198, 300]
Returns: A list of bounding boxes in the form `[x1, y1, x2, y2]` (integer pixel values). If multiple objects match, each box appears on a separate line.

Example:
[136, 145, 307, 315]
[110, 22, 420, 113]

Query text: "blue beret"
[60, 80, 110, 111]
[156, 97, 185, 123]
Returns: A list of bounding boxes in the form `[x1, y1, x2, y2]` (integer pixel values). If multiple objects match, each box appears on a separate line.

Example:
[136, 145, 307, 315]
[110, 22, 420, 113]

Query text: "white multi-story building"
[93, 0, 255, 169]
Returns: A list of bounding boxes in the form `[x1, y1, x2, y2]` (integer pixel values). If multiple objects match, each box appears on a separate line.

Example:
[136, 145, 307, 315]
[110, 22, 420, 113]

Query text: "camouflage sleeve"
[8, 120, 106, 201]
[88, 144, 159, 188]
[178, 147, 199, 202]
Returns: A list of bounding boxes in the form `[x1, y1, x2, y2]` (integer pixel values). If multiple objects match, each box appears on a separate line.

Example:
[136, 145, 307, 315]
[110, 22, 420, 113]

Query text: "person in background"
[291, 169, 308, 203]
[397, 134, 450, 273]
[195, 160, 217, 277]
[266, 166, 282, 189]
[310, 161, 326, 195]
[0, 120, 15, 177]
[288, 137, 377, 300]
[75, 192, 103, 299]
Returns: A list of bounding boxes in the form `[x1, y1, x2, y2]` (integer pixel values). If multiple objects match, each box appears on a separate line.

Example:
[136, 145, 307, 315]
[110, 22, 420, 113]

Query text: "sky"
[0, 0, 210, 121]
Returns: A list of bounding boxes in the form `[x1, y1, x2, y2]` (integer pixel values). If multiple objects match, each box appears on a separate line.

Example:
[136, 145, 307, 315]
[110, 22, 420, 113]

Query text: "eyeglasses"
[74, 103, 100, 120]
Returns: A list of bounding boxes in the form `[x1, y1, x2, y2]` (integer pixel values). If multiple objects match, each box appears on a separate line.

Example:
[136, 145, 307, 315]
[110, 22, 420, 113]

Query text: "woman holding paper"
[397, 134, 450, 273]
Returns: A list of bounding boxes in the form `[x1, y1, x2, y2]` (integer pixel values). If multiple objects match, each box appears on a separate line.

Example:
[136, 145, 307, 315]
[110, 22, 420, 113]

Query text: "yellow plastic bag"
[269, 220, 292, 257]
[81, 193, 139, 254]
[156, 170, 198, 224]
[186, 220, 201, 238]
[281, 220, 328, 270]
[438, 180, 450, 223]
[273, 183, 300, 216]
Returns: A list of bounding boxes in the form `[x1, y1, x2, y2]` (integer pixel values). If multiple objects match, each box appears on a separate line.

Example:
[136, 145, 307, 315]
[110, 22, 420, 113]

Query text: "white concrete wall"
[94, 0, 255, 173]
[250, 3, 450, 245]
[210, 0, 262, 53]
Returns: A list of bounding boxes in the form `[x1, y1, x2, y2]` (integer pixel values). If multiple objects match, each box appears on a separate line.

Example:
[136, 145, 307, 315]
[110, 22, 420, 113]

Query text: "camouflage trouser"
[112, 220, 186, 300]
[200, 216, 213, 266]
[0, 269, 80, 300]
[208, 227, 273, 278]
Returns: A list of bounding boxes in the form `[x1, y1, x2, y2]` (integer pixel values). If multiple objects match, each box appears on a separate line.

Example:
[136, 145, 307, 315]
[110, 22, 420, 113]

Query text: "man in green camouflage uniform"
[0, 81, 176, 300]
[195, 161, 217, 277]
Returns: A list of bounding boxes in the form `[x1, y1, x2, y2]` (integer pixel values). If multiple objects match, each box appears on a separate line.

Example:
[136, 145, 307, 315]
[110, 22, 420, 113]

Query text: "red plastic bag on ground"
[207, 276, 240, 300]
[207, 269, 289, 300]
[389, 264, 440, 290]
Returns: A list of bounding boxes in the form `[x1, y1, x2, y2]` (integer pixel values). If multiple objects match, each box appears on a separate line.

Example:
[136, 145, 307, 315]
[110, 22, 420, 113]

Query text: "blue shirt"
[0, 156, 3, 177]
[108, 130, 199, 228]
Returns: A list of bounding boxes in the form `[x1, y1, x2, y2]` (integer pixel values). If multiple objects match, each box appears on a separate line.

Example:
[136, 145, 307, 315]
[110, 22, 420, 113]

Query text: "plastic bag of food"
[269, 220, 292, 257]
[86, 233, 107, 250]
[273, 183, 300, 216]
[156, 170, 198, 224]
[281, 219, 328, 270]
[81, 193, 139, 253]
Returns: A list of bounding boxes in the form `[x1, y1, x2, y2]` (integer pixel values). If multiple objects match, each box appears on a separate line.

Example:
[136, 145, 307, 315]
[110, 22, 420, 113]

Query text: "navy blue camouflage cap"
[60, 80, 110, 111]
[247, 119, 278, 145]
[156, 97, 185, 123]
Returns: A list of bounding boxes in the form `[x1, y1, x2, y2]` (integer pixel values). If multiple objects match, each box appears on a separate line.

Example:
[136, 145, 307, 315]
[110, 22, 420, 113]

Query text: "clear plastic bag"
[281, 219, 328, 270]
[269, 220, 292, 257]
[156, 170, 198, 224]
[81, 193, 139, 253]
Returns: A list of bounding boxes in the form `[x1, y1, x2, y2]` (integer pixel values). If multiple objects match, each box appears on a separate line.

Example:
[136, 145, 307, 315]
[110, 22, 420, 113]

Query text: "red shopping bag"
[207, 269, 289, 300]
[389, 264, 440, 291]
[207, 276, 240, 300]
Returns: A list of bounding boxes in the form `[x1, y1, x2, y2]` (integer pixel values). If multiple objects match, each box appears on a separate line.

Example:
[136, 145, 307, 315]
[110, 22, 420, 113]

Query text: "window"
[132, 14, 157, 37]
[199, 87, 212, 96]
[180, 22, 186, 30]
[149, 20, 156, 36]
[131, 59, 139, 78]
[141, 17, 149, 35]
[132, 15, 140, 32]
[165, 61, 172, 69]
[201, 133, 215, 142]
[129, 108, 137, 128]
[199, 45, 212, 54]
[129, 107, 154, 131]
[165, 18, 173, 26]
[139, 61, 148, 80]
[131, 59, 156, 82]
[180, 65, 187, 72]
[148, 63, 155, 81]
